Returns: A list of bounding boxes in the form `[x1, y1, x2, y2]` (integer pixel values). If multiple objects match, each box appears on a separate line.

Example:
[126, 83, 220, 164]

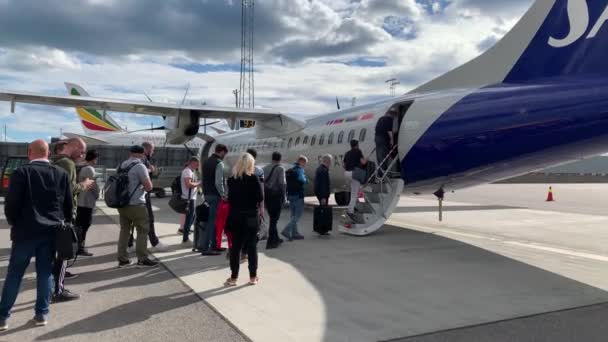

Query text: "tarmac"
[1, 183, 608, 341]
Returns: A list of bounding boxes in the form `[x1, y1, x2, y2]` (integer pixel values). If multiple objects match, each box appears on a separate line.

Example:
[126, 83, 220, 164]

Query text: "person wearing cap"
[180, 156, 201, 245]
[116, 146, 158, 268]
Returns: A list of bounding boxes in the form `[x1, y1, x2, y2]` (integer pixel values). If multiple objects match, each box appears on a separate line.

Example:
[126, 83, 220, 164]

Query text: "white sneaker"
[127, 245, 135, 254]
[150, 241, 169, 253]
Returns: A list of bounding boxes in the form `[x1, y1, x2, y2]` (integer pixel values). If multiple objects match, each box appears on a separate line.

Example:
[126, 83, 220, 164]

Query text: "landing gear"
[335, 191, 350, 206]
[434, 188, 445, 222]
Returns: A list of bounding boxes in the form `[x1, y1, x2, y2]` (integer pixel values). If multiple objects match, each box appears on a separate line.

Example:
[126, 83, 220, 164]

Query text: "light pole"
[385, 78, 400, 97]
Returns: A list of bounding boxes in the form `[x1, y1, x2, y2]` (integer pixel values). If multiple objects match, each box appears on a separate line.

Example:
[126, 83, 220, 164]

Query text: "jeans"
[344, 171, 361, 214]
[118, 205, 150, 262]
[283, 195, 304, 238]
[265, 194, 282, 247]
[0, 236, 54, 320]
[182, 201, 196, 242]
[202, 195, 220, 252]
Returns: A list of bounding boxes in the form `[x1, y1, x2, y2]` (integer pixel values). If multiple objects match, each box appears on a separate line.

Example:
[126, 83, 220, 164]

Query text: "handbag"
[56, 222, 78, 260]
[169, 188, 192, 214]
[352, 166, 367, 183]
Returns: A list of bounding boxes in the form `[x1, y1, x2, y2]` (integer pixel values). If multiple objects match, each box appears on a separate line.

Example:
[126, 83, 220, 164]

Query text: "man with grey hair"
[282, 155, 308, 241]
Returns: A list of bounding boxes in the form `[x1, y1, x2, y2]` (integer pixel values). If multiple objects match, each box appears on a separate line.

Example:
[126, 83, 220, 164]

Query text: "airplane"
[62, 83, 213, 149]
[2, 0, 607, 236]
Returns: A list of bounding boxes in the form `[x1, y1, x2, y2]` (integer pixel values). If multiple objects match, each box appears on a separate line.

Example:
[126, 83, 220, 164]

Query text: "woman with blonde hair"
[224, 153, 264, 286]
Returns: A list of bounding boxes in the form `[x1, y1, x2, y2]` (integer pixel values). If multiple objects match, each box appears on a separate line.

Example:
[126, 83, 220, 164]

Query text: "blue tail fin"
[506, 0, 608, 82]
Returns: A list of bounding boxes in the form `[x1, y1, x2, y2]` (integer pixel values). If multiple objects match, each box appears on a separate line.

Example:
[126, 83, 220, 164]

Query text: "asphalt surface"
[391, 302, 608, 342]
[0, 204, 247, 342]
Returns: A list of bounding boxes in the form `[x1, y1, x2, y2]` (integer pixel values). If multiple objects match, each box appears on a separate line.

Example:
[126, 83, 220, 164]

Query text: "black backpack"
[104, 162, 140, 209]
[286, 166, 303, 196]
[170, 175, 182, 197]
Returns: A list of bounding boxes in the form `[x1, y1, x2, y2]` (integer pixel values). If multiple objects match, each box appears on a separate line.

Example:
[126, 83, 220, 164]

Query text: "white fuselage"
[207, 99, 399, 196]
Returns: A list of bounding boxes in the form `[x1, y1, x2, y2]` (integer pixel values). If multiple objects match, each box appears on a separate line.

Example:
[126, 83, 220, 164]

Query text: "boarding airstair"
[339, 146, 404, 236]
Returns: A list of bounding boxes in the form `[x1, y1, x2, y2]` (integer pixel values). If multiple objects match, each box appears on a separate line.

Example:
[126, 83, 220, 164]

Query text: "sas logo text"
[548, 0, 608, 48]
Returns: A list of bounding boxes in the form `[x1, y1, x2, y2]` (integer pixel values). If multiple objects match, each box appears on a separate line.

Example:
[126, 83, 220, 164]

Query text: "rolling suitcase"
[313, 206, 333, 234]
[193, 203, 209, 252]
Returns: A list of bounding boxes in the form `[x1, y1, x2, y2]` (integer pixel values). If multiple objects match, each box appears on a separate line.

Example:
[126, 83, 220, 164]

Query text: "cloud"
[0, 0, 537, 141]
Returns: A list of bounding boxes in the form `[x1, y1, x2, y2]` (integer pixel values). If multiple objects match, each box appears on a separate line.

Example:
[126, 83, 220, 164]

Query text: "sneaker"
[215, 247, 227, 252]
[32, 314, 47, 327]
[177, 228, 184, 234]
[118, 259, 132, 268]
[201, 250, 221, 256]
[64, 271, 79, 280]
[76, 249, 93, 257]
[150, 241, 169, 253]
[224, 278, 237, 287]
[0, 319, 7, 331]
[52, 289, 80, 303]
[137, 258, 159, 268]
[292, 234, 305, 240]
[248, 277, 259, 286]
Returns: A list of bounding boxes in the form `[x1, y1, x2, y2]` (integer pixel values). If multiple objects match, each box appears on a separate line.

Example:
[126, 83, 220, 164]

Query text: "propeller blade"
[200, 120, 220, 127]
[127, 126, 166, 133]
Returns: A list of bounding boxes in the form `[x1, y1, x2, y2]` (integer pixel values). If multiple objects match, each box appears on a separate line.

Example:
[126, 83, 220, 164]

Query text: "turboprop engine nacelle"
[165, 110, 200, 144]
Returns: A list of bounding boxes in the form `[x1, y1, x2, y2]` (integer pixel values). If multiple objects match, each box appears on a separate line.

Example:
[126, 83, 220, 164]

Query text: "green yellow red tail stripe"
[70, 87, 123, 132]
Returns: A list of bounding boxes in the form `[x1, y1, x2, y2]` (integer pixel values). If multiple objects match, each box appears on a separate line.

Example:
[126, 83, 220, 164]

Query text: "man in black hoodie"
[0, 140, 72, 330]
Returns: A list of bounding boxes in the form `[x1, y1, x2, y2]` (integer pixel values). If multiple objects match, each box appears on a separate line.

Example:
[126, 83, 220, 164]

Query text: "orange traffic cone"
[546, 186, 554, 202]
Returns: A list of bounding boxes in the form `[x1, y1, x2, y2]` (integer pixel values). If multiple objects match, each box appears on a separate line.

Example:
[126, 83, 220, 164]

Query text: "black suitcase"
[313, 206, 333, 234]
[193, 203, 209, 252]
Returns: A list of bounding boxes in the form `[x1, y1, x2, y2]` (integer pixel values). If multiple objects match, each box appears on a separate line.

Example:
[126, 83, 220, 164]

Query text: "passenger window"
[347, 130, 355, 143]
[319, 134, 325, 146]
[288, 138, 293, 148]
[311, 135, 317, 146]
[328, 132, 334, 145]
[295, 137, 301, 146]
[303, 136, 309, 145]
[359, 128, 367, 143]
[338, 131, 344, 144]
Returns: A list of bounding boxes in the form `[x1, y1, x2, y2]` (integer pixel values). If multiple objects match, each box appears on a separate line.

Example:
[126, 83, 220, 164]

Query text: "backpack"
[168, 173, 191, 214]
[264, 165, 281, 199]
[286, 166, 303, 196]
[104, 162, 140, 209]
[170, 175, 182, 197]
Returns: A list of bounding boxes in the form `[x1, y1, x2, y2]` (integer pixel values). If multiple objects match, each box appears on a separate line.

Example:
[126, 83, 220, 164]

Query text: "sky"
[0, 0, 534, 142]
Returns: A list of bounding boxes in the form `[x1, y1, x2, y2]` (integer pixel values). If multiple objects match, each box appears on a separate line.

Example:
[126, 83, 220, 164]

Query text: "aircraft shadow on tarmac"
[137, 203, 608, 342]
[2, 203, 608, 341]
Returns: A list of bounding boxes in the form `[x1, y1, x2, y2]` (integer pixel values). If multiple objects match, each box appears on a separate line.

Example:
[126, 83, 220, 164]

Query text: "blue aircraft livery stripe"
[505, 0, 608, 82]
[402, 77, 608, 186]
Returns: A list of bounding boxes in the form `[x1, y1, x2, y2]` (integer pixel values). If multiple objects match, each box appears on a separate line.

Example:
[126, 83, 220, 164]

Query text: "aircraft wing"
[62, 132, 110, 145]
[0, 90, 306, 135]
